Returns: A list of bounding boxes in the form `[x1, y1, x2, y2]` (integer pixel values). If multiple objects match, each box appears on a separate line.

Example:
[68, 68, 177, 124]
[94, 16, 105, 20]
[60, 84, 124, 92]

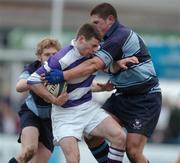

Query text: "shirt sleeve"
[27, 56, 61, 85]
[18, 71, 30, 80]
[95, 38, 123, 68]
[95, 49, 113, 68]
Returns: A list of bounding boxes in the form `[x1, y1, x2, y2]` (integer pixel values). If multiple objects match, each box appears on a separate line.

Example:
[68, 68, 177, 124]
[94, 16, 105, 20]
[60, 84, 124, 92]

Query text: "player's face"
[39, 47, 58, 63]
[90, 15, 111, 36]
[78, 36, 100, 56]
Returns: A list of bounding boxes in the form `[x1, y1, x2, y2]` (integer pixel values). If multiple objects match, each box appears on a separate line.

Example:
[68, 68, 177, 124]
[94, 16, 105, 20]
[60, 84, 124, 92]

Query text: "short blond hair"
[36, 37, 61, 56]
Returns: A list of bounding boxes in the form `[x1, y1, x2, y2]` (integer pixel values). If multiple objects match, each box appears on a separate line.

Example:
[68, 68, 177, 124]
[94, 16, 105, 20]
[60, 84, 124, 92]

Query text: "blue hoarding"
[148, 42, 180, 79]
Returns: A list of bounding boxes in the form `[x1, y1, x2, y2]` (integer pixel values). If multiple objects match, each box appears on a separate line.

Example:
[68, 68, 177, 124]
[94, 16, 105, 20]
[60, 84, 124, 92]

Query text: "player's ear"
[78, 35, 85, 43]
[107, 15, 115, 25]
[108, 15, 115, 21]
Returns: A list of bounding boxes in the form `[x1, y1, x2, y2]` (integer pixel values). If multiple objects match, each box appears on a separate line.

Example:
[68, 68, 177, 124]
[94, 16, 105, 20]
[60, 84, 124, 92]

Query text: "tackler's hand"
[97, 80, 114, 92]
[41, 69, 64, 84]
[117, 56, 139, 70]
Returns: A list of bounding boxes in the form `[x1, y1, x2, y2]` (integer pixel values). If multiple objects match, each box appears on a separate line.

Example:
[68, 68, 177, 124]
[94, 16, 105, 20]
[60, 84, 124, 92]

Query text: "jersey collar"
[71, 39, 82, 57]
[103, 21, 119, 40]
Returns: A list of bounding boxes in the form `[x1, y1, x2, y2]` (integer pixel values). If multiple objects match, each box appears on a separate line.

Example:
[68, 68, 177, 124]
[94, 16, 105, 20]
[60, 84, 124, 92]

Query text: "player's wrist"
[52, 96, 58, 105]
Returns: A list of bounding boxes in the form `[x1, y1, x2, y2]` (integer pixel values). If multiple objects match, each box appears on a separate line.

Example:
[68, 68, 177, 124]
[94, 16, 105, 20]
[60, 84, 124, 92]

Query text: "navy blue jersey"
[18, 60, 51, 118]
[96, 21, 161, 95]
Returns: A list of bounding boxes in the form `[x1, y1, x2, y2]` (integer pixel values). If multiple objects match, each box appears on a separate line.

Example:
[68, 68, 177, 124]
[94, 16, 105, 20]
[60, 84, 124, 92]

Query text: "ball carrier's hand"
[54, 92, 68, 106]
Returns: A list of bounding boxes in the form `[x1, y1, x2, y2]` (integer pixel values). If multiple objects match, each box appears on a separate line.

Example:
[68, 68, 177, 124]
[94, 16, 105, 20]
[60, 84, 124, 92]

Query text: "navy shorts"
[102, 92, 162, 137]
[18, 103, 54, 152]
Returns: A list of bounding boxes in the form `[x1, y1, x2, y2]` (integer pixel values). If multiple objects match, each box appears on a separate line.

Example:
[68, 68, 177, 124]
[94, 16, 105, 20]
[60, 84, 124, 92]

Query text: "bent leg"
[126, 133, 148, 163]
[90, 116, 126, 162]
[85, 112, 122, 163]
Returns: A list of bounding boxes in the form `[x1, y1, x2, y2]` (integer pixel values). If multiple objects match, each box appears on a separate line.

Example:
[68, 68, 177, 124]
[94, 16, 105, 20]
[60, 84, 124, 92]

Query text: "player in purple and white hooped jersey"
[27, 23, 126, 163]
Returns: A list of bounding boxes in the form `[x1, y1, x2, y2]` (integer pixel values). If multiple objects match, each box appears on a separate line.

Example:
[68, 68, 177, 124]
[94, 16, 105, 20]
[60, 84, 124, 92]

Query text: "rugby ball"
[46, 82, 67, 97]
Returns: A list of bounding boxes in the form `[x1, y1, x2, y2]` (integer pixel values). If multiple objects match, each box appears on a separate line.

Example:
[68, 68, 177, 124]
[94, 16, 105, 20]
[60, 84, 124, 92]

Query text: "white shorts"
[51, 101, 109, 145]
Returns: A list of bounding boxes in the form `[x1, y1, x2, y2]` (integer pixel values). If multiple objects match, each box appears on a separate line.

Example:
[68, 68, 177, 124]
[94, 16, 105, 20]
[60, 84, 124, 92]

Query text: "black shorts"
[102, 92, 162, 137]
[18, 103, 54, 152]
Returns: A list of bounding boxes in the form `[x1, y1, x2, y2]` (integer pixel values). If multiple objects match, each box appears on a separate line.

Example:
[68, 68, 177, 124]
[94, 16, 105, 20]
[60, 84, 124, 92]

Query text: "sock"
[89, 140, 109, 163]
[8, 157, 18, 163]
[107, 146, 125, 163]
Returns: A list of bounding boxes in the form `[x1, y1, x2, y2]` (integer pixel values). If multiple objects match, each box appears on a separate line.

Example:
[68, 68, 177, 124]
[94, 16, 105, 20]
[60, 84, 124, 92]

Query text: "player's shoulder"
[116, 24, 132, 39]
[24, 60, 41, 74]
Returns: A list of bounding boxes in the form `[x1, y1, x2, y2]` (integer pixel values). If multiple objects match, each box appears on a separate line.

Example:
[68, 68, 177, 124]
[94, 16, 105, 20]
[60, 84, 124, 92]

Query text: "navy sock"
[89, 140, 109, 163]
[8, 157, 18, 163]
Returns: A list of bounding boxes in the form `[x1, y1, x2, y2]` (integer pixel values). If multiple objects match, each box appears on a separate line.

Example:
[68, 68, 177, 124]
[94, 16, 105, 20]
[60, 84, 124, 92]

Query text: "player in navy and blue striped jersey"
[9, 38, 68, 163]
[89, 4, 161, 163]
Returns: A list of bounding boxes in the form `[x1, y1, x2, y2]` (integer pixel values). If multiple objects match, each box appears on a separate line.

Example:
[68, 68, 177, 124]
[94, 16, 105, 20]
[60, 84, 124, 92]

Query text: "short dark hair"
[90, 3, 117, 20]
[76, 23, 102, 41]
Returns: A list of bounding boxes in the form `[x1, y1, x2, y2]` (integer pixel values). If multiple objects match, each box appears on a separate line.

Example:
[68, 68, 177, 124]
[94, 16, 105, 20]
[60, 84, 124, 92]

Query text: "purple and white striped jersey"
[27, 40, 96, 108]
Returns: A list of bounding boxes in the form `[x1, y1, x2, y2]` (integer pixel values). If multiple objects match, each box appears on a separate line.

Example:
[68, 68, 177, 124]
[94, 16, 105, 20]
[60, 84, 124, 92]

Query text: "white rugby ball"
[46, 82, 67, 97]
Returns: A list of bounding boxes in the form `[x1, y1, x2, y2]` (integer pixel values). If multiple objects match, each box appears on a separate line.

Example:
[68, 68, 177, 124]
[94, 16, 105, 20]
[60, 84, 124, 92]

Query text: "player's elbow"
[95, 61, 105, 70]
[93, 57, 105, 70]
[16, 84, 23, 92]
[88, 57, 105, 72]
[16, 80, 29, 92]
[16, 84, 21, 92]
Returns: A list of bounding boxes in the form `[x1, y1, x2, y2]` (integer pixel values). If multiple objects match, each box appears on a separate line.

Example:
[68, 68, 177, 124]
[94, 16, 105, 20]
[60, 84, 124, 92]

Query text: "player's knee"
[23, 145, 37, 161]
[126, 145, 141, 161]
[110, 129, 126, 148]
[85, 136, 105, 148]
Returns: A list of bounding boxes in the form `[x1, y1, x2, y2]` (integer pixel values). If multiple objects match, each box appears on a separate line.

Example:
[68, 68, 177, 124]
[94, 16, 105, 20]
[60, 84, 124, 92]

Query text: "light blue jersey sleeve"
[95, 49, 113, 68]
[18, 71, 30, 80]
